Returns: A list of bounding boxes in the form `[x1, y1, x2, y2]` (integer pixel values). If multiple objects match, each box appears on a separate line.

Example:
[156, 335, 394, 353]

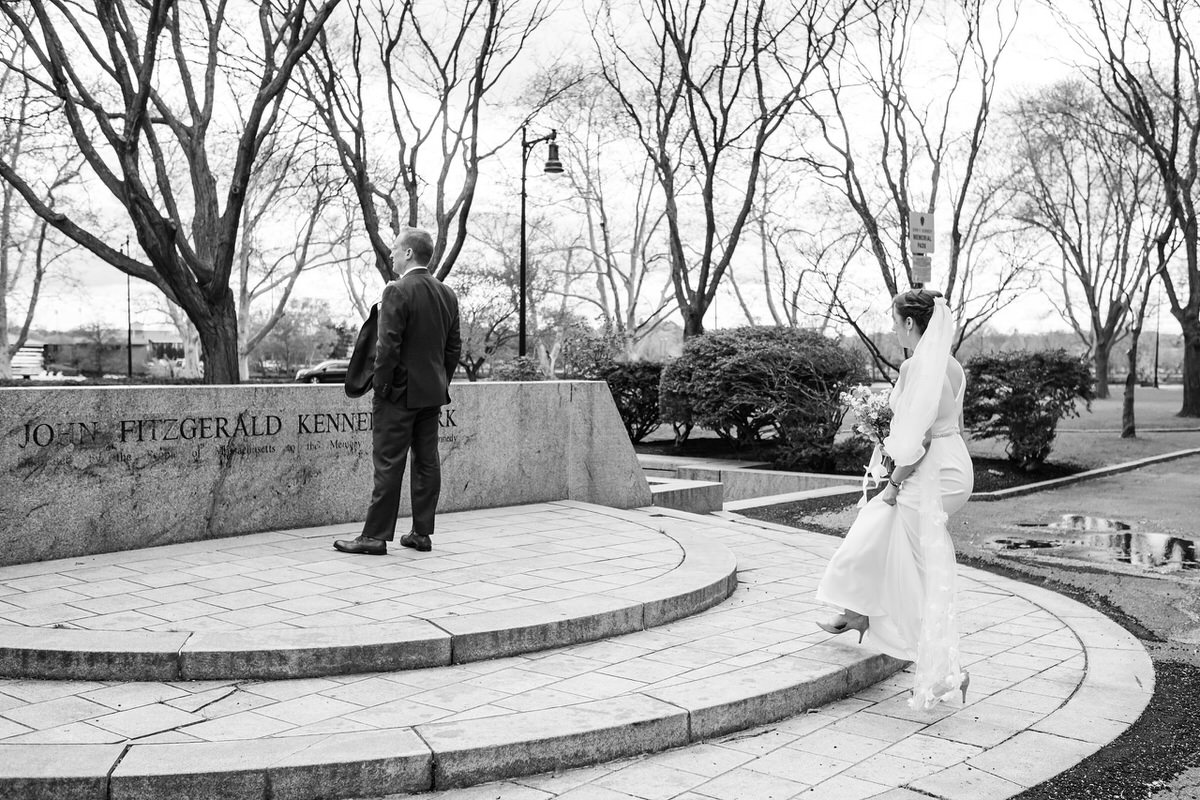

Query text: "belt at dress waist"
[929, 428, 959, 439]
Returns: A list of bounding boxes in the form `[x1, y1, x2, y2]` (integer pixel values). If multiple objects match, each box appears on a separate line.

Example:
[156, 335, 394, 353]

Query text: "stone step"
[637, 454, 860, 503]
[0, 508, 1159, 800]
[407, 559, 1154, 800]
[0, 508, 908, 800]
[1, 649, 898, 800]
[647, 477, 724, 514]
[0, 504, 736, 681]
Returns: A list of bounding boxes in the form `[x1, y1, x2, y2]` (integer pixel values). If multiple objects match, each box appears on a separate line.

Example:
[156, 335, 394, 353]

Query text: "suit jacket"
[374, 268, 461, 408]
[344, 303, 378, 399]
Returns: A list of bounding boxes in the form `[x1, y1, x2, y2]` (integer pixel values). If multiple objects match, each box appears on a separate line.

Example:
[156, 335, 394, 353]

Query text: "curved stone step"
[0, 509, 1156, 800]
[0, 508, 909, 799]
[0, 503, 736, 681]
[90, 648, 894, 800]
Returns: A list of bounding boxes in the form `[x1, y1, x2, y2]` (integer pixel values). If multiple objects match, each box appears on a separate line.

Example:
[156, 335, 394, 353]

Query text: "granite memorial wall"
[0, 381, 650, 566]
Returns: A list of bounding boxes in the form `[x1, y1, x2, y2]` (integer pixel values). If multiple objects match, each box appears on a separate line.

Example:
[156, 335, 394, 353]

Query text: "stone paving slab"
[0, 503, 735, 680]
[381, 511, 1154, 800]
[0, 507, 1154, 800]
[0, 506, 896, 799]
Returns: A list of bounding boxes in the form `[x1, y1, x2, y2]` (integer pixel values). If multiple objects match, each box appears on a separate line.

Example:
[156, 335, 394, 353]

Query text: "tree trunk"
[0, 293, 9, 380]
[1094, 346, 1110, 400]
[682, 307, 706, 338]
[1180, 318, 1200, 417]
[462, 358, 483, 382]
[1121, 329, 1140, 438]
[193, 295, 240, 384]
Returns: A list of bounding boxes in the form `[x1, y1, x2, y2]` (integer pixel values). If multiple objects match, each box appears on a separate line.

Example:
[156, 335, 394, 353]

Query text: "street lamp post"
[125, 236, 133, 379]
[1154, 279, 1162, 388]
[519, 125, 563, 357]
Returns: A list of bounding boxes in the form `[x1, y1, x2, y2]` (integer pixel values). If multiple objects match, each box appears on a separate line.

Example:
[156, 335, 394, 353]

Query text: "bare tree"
[797, 0, 1029, 376]
[1121, 259, 1160, 437]
[747, 165, 862, 331]
[453, 265, 516, 381]
[0, 0, 341, 384]
[73, 320, 121, 376]
[233, 116, 347, 378]
[593, 0, 859, 337]
[544, 75, 675, 357]
[463, 208, 560, 362]
[1008, 78, 1163, 398]
[254, 296, 339, 371]
[299, 0, 569, 285]
[1065, 0, 1200, 416]
[0, 13, 85, 378]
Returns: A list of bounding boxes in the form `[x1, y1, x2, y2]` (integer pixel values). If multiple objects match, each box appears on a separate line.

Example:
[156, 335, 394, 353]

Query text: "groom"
[335, 227, 461, 556]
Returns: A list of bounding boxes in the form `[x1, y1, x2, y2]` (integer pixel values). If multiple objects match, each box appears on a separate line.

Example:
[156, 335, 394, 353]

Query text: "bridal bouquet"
[839, 385, 893, 447]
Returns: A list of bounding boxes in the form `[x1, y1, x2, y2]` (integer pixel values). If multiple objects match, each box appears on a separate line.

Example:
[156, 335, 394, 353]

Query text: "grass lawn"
[970, 385, 1200, 470]
[1060, 384, 1195, 430]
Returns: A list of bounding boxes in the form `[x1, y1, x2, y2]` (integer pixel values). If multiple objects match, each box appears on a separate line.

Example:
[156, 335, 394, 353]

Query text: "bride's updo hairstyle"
[892, 288, 945, 334]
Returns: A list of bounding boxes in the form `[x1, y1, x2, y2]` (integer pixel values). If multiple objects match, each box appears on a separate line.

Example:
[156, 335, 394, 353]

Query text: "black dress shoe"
[333, 536, 387, 555]
[400, 531, 432, 552]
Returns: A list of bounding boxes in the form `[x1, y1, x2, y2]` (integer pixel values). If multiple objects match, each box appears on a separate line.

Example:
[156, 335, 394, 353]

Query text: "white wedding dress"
[816, 351, 974, 711]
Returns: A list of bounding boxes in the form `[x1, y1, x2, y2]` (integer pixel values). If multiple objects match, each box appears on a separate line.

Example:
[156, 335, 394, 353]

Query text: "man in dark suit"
[335, 227, 461, 556]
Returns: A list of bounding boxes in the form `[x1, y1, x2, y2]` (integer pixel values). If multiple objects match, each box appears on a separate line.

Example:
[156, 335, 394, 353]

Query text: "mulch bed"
[634, 439, 1086, 494]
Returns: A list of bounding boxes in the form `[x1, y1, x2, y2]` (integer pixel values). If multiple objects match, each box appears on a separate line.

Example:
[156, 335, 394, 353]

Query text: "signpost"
[912, 255, 932, 285]
[908, 211, 934, 287]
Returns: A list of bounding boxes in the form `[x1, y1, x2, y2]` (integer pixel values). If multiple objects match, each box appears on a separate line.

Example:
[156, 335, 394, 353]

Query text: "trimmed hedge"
[660, 326, 864, 464]
[964, 349, 1094, 470]
[604, 362, 663, 443]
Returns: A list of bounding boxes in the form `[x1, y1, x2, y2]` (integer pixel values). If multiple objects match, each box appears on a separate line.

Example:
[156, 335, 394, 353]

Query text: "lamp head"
[543, 141, 564, 174]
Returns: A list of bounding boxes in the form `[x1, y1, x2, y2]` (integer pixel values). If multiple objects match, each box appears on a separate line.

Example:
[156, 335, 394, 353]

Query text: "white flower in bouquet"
[839, 385, 893, 447]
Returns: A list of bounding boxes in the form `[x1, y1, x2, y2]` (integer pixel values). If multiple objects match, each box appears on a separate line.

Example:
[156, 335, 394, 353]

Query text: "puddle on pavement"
[990, 514, 1198, 573]
[1017, 514, 1131, 531]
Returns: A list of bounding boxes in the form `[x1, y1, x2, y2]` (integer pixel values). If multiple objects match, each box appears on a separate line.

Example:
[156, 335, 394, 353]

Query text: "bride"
[815, 288, 974, 711]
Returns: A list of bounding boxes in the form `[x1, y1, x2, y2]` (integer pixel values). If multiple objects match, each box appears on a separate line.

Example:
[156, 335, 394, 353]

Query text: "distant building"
[40, 325, 185, 376]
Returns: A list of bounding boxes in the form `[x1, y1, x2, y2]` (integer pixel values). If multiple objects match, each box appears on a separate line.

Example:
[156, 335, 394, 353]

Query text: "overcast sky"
[19, 0, 1100, 339]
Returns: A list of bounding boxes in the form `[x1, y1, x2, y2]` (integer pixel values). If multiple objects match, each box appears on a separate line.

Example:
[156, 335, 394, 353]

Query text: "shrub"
[658, 356, 696, 445]
[604, 362, 663, 442]
[659, 326, 864, 463]
[560, 323, 622, 379]
[490, 356, 546, 382]
[777, 436, 875, 474]
[964, 349, 1094, 470]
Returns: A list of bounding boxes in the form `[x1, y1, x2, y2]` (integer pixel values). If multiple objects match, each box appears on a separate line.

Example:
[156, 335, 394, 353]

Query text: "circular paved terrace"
[0, 506, 1152, 800]
[0, 503, 736, 680]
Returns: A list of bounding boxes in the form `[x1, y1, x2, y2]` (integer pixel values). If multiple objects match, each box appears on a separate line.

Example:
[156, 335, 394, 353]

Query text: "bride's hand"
[880, 482, 899, 506]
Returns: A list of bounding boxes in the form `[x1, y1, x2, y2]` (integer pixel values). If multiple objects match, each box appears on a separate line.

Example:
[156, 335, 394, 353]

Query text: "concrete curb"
[0, 526, 736, 682]
[971, 448, 1200, 501]
[709, 449, 1200, 508]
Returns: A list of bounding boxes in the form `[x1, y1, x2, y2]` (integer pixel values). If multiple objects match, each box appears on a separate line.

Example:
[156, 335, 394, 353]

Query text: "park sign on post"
[909, 210, 934, 255]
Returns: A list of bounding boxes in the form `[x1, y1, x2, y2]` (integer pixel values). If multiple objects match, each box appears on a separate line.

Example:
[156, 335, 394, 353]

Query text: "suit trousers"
[362, 393, 442, 541]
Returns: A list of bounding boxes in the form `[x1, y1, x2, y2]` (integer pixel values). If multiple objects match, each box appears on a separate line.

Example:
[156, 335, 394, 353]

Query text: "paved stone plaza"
[0, 503, 1153, 799]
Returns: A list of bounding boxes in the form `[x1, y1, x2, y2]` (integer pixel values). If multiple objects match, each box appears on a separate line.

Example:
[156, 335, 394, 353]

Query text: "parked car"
[295, 359, 350, 384]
